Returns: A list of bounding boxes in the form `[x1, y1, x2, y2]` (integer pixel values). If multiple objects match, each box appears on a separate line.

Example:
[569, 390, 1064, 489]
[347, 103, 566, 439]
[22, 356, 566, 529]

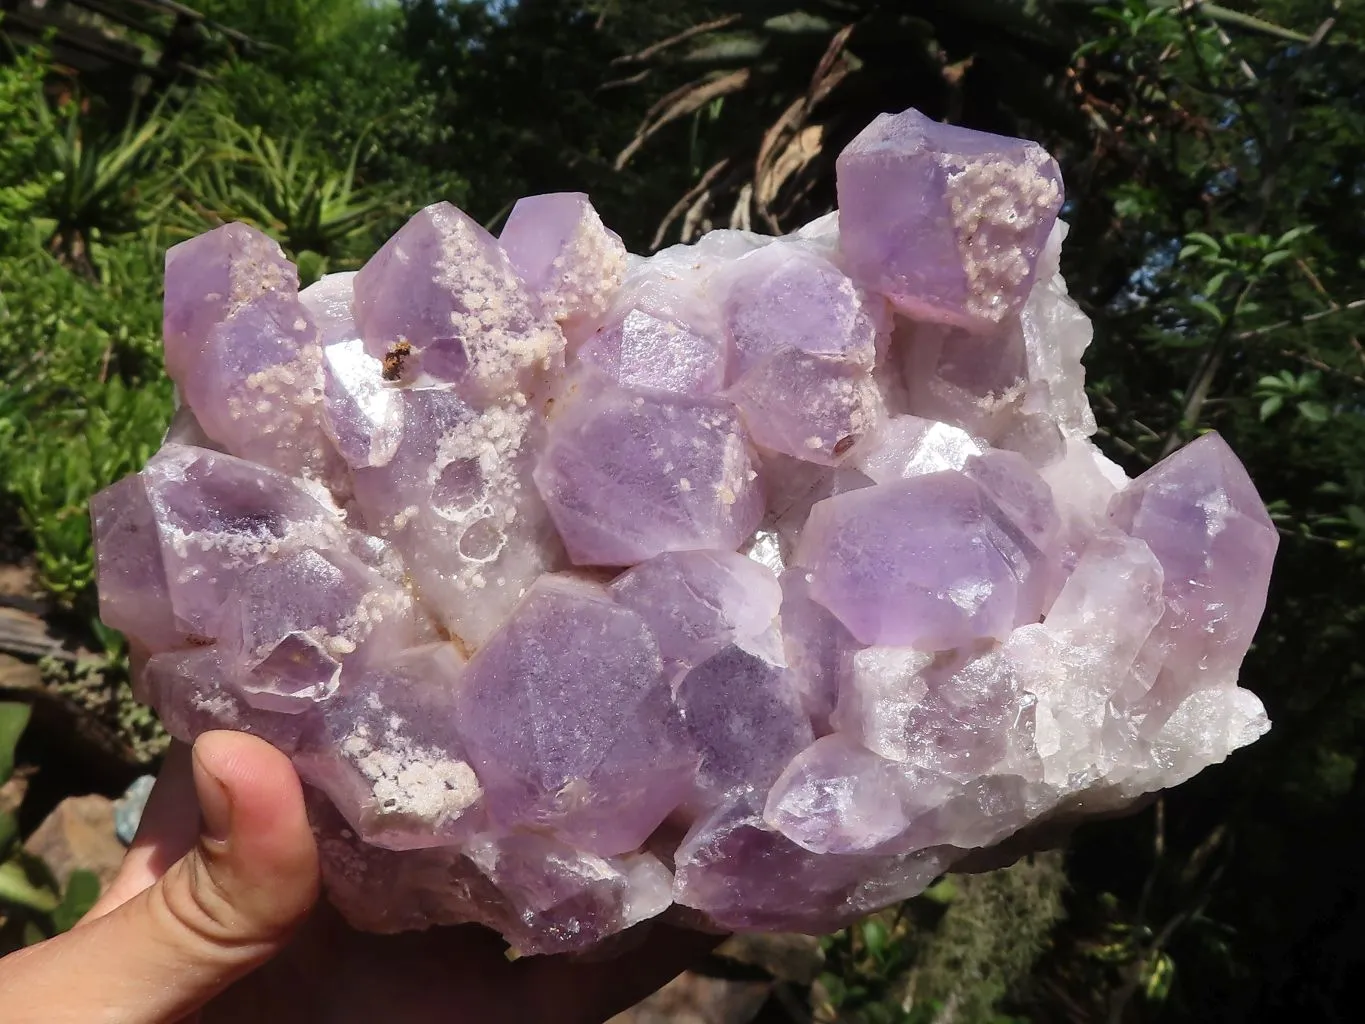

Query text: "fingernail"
[192, 744, 233, 844]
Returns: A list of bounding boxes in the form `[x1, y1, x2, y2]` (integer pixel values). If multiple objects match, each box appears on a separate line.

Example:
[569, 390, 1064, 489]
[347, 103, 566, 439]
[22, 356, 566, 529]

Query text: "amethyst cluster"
[90, 109, 1277, 953]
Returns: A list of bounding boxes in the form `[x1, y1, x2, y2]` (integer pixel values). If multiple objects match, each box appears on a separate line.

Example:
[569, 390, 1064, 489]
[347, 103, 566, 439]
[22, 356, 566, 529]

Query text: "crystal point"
[500, 192, 628, 343]
[836, 108, 1063, 327]
[354, 202, 563, 402]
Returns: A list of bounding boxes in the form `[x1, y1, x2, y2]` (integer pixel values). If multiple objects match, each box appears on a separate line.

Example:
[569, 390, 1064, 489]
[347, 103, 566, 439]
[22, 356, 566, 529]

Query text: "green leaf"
[1191, 298, 1225, 324]
[1298, 401, 1330, 423]
[0, 810, 18, 858]
[0, 859, 60, 914]
[1276, 226, 1315, 247]
[50, 870, 100, 933]
[22, 920, 48, 947]
[819, 970, 847, 1005]
[861, 917, 889, 959]
[763, 12, 837, 35]
[0, 702, 32, 785]
[1259, 395, 1283, 421]
[921, 878, 959, 904]
[1194, 4, 1311, 43]
[1205, 271, 1229, 296]
[1259, 250, 1292, 270]
[1143, 950, 1176, 1002]
[1184, 232, 1221, 253]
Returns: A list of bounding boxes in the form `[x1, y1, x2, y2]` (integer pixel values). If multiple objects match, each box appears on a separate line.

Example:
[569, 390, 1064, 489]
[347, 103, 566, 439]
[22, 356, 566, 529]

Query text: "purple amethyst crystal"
[92, 107, 1277, 956]
[534, 371, 763, 565]
[836, 108, 1064, 328]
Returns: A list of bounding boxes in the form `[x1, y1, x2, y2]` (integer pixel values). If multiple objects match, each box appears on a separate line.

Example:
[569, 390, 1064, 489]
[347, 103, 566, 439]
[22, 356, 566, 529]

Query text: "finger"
[0, 731, 320, 1024]
[87, 741, 200, 918]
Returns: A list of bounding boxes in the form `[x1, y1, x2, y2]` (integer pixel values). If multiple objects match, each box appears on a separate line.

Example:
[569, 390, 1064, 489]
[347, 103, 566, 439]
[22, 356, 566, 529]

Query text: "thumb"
[0, 731, 320, 1024]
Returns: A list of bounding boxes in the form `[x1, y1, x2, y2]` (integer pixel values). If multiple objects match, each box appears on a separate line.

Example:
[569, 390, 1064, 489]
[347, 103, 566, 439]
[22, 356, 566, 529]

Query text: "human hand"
[0, 731, 719, 1023]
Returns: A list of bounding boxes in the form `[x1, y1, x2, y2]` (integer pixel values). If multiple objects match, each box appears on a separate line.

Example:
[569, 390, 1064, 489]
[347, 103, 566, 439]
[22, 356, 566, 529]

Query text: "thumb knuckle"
[152, 853, 281, 958]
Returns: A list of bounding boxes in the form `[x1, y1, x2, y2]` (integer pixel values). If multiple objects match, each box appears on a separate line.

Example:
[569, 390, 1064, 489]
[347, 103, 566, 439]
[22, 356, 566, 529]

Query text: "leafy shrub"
[0, 241, 170, 609]
[0, 703, 101, 952]
[2, 376, 171, 605]
[0, 50, 52, 247]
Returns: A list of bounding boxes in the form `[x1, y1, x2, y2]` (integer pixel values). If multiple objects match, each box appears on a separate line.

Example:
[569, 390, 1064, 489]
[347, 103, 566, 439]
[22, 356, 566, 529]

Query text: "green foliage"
[0, 3, 413, 618]
[0, 703, 31, 789]
[1041, 2, 1365, 1019]
[184, 118, 395, 278]
[191, 0, 467, 217]
[815, 856, 1067, 1023]
[398, 0, 720, 248]
[0, 50, 50, 237]
[32, 94, 188, 273]
[3, 376, 171, 604]
[0, 234, 169, 609]
[0, 704, 101, 948]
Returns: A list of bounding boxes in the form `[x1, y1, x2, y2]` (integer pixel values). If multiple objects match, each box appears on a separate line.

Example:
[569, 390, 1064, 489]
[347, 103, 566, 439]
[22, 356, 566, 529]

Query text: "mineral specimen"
[91, 109, 1278, 955]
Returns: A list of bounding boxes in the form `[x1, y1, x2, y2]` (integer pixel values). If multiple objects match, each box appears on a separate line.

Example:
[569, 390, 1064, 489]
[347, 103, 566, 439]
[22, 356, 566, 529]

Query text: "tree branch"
[1161, 280, 1255, 458]
[1233, 298, 1365, 341]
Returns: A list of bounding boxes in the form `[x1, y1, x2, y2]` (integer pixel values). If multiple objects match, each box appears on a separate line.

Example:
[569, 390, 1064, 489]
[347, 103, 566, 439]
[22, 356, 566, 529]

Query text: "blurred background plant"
[1, 1, 1363, 1020]
[0, 702, 100, 953]
[182, 118, 397, 283]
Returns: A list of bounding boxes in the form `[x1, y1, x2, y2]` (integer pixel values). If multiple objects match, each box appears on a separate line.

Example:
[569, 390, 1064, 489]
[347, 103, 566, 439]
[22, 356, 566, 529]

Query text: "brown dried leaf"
[680, 189, 715, 244]
[756, 124, 825, 232]
[754, 95, 809, 190]
[807, 21, 856, 101]
[650, 158, 731, 251]
[615, 69, 753, 170]
[612, 14, 743, 66]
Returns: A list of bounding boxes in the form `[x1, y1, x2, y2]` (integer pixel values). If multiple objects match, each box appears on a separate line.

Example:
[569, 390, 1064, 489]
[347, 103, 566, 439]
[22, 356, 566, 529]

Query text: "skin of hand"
[0, 732, 721, 1024]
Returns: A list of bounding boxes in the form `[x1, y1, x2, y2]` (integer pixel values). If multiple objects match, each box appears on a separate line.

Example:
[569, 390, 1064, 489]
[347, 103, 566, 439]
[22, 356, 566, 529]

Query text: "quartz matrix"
[92, 109, 1277, 954]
